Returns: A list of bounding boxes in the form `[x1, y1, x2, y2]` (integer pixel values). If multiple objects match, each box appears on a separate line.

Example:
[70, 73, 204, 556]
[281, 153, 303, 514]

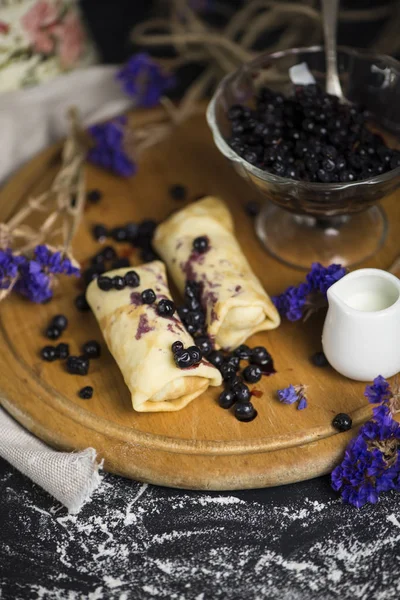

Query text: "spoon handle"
[322, 0, 344, 98]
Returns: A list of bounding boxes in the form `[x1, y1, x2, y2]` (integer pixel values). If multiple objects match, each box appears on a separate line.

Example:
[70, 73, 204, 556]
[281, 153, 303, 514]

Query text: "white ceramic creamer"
[322, 268, 400, 381]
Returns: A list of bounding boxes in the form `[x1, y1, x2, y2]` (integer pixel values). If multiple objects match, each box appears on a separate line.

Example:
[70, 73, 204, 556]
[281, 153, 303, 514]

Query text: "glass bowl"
[207, 46, 400, 269]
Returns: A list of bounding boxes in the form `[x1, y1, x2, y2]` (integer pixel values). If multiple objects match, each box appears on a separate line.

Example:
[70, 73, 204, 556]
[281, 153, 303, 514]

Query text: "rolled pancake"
[153, 197, 280, 350]
[86, 261, 221, 412]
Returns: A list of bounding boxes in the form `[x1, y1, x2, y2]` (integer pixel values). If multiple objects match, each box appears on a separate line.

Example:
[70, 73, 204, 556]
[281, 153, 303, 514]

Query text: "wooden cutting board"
[1, 107, 399, 490]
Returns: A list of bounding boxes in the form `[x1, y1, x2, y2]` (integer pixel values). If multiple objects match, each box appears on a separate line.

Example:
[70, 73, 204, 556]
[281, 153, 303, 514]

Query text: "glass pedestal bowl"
[207, 46, 400, 269]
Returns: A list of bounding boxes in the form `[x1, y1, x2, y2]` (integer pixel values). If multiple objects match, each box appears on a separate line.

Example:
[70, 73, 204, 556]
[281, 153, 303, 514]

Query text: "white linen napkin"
[0, 65, 132, 510]
[0, 407, 103, 513]
[0, 64, 132, 184]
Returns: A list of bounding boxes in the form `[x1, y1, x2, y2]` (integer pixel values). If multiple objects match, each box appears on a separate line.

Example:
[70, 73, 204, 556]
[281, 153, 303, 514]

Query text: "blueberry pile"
[228, 84, 400, 183]
[173, 277, 274, 422]
[211, 344, 274, 422]
[171, 341, 202, 369]
[40, 314, 101, 396]
[178, 281, 206, 337]
[92, 218, 158, 263]
[97, 270, 140, 292]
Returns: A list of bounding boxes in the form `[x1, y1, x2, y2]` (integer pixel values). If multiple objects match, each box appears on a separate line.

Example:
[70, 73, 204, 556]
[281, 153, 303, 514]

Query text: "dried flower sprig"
[272, 262, 346, 322]
[0, 109, 87, 303]
[331, 376, 400, 508]
[277, 384, 308, 410]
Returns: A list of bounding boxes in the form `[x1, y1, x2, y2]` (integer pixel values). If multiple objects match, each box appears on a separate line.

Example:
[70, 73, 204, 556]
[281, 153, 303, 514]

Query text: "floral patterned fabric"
[0, 0, 98, 91]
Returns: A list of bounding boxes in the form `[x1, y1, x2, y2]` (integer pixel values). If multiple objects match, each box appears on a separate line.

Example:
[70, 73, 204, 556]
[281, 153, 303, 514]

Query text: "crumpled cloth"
[0, 407, 102, 513]
[0, 65, 130, 510]
[0, 64, 132, 184]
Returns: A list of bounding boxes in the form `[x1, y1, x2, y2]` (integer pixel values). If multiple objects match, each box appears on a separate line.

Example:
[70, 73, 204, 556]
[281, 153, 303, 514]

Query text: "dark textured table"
[1, 456, 399, 600]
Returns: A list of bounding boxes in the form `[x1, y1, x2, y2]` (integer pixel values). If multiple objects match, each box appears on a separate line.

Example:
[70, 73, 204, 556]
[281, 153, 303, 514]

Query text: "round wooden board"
[1, 107, 399, 490]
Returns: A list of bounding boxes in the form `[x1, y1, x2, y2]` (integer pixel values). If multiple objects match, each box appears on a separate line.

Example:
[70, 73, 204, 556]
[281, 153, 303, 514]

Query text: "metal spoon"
[321, 0, 344, 99]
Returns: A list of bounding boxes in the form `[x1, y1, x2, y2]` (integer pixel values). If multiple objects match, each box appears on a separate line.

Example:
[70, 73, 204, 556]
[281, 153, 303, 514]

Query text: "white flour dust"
[1, 469, 400, 600]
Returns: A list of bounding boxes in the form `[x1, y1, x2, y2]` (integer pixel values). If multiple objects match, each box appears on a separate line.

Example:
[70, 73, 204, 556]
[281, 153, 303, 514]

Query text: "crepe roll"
[153, 197, 280, 350]
[86, 261, 222, 412]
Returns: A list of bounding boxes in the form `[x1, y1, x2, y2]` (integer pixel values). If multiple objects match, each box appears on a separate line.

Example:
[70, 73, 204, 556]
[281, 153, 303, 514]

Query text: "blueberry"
[322, 158, 335, 172]
[243, 364, 262, 383]
[124, 270, 140, 288]
[111, 258, 130, 269]
[111, 227, 128, 243]
[40, 346, 58, 362]
[186, 296, 201, 311]
[233, 344, 252, 361]
[186, 323, 198, 335]
[245, 201, 261, 217]
[75, 294, 90, 311]
[87, 189, 102, 203]
[193, 236, 209, 253]
[194, 336, 213, 356]
[228, 105, 247, 121]
[332, 413, 352, 432]
[140, 248, 158, 263]
[102, 246, 117, 261]
[79, 386, 93, 400]
[171, 341, 184, 354]
[138, 219, 157, 239]
[91, 251, 105, 266]
[208, 351, 225, 368]
[157, 299, 176, 317]
[82, 340, 101, 359]
[188, 346, 202, 364]
[97, 276, 113, 291]
[174, 350, 193, 369]
[56, 343, 70, 360]
[234, 382, 251, 403]
[66, 356, 89, 376]
[226, 356, 240, 371]
[84, 265, 105, 286]
[141, 289, 156, 304]
[185, 280, 202, 299]
[234, 401, 257, 422]
[228, 375, 243, 389]
[390, 154, 400, 170]
[311, 351, 329, 367]
[218, 390, 236, 409]
[112, 275, 126, 290]
[251, 346, 271, 366]
[169, 184, 187, 201]
[92, 224, 108, 241]
[46, 325, 61, 340]
[51, 314, 68, 331]
[125, 222, 139, 242]
[219, 363, 237, 381]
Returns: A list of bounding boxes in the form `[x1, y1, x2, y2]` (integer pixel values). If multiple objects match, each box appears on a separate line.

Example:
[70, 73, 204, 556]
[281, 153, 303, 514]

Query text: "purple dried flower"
[15, 245, 80, 303]
[331, 376, 400, 508]
[277, 384, 298, 404]
[297, 396, 308, 411]
[116, 53, 174, 108]
[0, 248, 26, 290]
[87, 117, 136, 178]
[272, 283, 310, 322]
[273, 263, 346, 322]
[364, 375, 392, 405]
[306, 262, 346, 296]
[277, 384, 308, 410]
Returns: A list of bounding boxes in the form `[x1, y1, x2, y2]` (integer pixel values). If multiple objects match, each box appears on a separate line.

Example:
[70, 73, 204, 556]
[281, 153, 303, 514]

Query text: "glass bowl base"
[255, 204, 388, 270]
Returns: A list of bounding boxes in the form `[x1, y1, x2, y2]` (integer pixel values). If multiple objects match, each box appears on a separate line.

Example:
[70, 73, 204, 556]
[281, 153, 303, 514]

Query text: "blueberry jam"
[228, 84, 400, 182]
